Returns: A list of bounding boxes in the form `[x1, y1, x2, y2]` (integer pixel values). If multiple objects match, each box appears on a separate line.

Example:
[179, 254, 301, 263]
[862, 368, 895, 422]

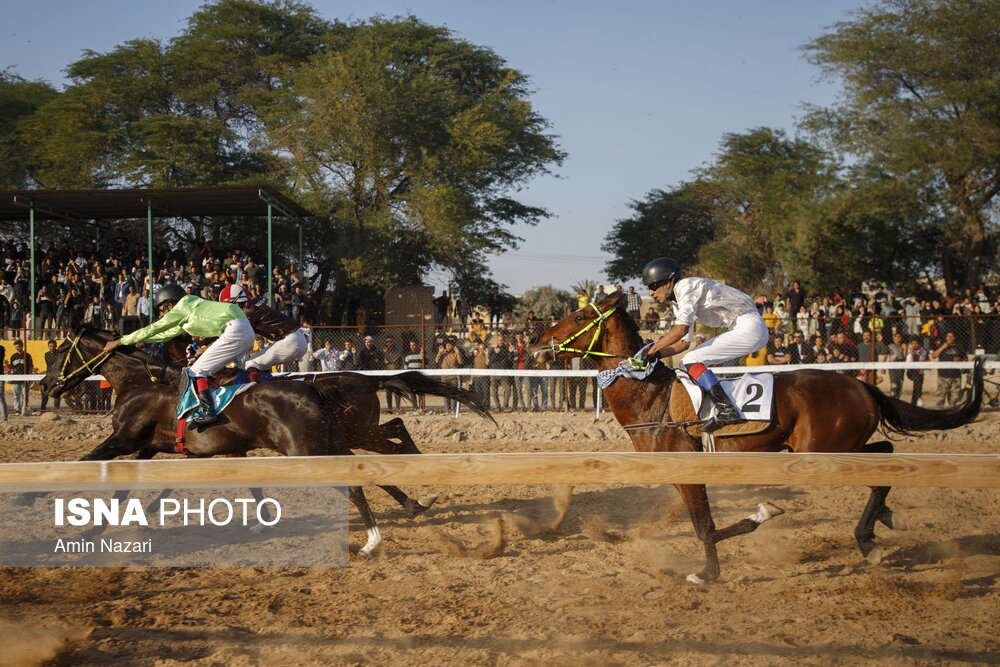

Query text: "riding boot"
[701, 383, 744, 433]
[192, 377, 218, 426]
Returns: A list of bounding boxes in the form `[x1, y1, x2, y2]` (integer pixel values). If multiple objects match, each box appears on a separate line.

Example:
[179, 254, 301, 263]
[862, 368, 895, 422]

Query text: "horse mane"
[77, 327, 181, 382]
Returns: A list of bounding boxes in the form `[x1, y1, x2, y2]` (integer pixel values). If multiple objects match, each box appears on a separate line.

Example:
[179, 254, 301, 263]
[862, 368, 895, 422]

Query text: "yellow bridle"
[553, 303, 625, 359]
[56, 332, 113, 384]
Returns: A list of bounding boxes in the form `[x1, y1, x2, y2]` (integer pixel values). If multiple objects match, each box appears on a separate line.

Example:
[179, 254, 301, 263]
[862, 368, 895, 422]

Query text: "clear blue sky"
[1, 0, 861, 294]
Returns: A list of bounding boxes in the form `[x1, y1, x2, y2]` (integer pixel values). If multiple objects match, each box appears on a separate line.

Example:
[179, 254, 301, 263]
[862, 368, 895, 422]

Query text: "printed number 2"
[743, 383, 764, 413]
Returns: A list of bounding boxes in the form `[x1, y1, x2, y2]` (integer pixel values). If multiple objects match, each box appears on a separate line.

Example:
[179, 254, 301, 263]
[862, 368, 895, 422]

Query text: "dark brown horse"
[530, 291, 984, 583]
[39, 328, 399, 555]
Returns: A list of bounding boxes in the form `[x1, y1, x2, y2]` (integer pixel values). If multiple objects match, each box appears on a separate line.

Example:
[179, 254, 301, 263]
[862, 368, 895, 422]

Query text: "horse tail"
[377, 371, 497, 426]
[862, 357, 985, 436]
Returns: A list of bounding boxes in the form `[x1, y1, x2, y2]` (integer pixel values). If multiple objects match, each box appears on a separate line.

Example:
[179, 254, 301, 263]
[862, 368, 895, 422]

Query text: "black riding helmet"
[642, 257, 682, 291]
[153, 283, 187, 311]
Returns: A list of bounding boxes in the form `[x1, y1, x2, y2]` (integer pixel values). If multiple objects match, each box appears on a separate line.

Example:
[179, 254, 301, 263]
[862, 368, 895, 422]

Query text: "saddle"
[669, 377, 774, 438]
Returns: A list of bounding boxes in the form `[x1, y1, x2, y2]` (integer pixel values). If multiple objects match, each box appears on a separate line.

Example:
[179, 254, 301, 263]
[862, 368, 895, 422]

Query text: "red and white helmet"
[219, 283, 248, 304]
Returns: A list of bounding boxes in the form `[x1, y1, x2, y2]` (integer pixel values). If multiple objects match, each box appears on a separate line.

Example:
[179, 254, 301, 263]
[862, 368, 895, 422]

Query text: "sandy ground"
[0, 407, 997, 666]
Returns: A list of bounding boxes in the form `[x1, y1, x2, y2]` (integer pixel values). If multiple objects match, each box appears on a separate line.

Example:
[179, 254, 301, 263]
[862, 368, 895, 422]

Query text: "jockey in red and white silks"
[219, 284, 309, 382]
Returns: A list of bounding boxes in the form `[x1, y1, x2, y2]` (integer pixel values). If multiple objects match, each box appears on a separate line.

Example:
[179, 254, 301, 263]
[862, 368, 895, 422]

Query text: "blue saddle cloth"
[176, 376, 254, 422]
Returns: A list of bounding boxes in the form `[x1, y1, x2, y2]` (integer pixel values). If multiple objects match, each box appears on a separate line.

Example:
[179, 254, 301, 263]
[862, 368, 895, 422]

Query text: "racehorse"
[529, 291, 984, 583]
[39, 328, 419, 555]
[154, 337, 496, 516]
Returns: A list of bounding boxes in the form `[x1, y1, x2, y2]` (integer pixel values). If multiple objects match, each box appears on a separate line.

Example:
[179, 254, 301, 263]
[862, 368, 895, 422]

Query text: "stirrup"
[700, 414, 744, 434]
[191, 406, 218, 426]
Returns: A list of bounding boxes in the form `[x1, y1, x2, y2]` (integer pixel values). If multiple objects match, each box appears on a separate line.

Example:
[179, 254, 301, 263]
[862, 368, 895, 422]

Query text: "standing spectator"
[486, 338, 511, 410]
[567, 356, 587, 411]
[40, 340, 61, 411]
[340, 340, 359, 371]
[35, 282, 55, 333]
[137, 288, 151, 326]
[10, 339, 32, 415]
[856, 330, 877, 384]
[82, 294, 103, 327]
[0, 342, 8, 420]
[384, 338, 403, 412]
[886, 330, 906, 399]
[487, 286, 503, 331]
[787, 280, 807, 317]
[626, 286, 642, 323]
[905, 336, 928, 406]
[434, 339, 465, 411]
[512, 332, 528, 410]
[313, 339, 342, 372]
[357, 335, 385, 371]
[930, 331, 966, 407]
[470, 341, 489, 404]
[404, 340, 424, 370]
[121, 285, 140, 334]
[8, 300, 22, 339]
[433, 290, 450, 328]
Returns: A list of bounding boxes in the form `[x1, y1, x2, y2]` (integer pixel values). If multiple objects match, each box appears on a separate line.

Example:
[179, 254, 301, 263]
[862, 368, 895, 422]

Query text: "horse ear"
[602, 289, 627, 308]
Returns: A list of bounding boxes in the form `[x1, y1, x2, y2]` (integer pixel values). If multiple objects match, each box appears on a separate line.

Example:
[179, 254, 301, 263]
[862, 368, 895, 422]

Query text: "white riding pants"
[189, 317, 256, 376]
[680, 312, 769, 370]
[245, 328, 309, 371]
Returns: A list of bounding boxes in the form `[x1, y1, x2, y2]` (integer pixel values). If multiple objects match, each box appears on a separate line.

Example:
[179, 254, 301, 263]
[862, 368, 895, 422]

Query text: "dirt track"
[0, 410, 998, 666]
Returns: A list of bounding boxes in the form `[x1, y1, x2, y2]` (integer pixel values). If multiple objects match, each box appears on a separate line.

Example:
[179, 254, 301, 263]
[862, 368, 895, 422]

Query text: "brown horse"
[530, 291, 984, 583]
[39, 328, 404, 555]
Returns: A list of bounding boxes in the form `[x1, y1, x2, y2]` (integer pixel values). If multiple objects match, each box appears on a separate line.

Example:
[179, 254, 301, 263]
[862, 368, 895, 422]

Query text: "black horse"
[40, 329, 399, 554]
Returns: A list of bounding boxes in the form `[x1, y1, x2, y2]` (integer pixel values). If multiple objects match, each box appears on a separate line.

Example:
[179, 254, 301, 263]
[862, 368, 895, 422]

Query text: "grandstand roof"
[0, 185, 313, 222]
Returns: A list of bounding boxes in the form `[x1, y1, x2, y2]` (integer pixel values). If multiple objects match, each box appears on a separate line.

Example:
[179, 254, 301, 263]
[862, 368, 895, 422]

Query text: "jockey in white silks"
[636, 257, 769, 433]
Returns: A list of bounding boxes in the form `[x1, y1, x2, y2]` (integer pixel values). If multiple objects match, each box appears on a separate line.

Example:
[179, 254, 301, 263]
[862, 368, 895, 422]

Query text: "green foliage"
[264, 15, 564, 320]
[803, 0, 1000, 290]
[602, 181, 719, 283]
[514, 285, 575, 320]
[0, 71, 59, 188]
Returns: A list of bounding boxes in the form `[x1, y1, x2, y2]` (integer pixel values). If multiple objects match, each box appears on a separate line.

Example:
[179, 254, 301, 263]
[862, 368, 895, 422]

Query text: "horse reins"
[554, 307, 707, 433]
[57, 332, 159, 385]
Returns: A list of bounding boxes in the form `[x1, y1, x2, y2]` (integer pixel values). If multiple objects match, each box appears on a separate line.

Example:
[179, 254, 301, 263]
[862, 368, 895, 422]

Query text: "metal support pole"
[147, 201, 155, 322]
[29, 202, 35, 337]
[267, 201, 273, 307]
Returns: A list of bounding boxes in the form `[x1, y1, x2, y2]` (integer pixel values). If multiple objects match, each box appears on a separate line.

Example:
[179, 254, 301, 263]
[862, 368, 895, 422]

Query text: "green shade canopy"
[0, 185, 312, 221]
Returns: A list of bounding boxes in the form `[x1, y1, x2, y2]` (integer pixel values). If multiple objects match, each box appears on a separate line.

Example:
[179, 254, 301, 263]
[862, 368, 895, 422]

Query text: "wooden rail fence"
[0, 452, 998, 492]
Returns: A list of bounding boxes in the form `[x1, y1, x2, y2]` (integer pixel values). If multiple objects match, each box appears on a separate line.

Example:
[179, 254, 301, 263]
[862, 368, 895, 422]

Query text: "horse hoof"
[417, 494, 438, 510]
[686, 573, 706, 585]
[748, 502, 785, 524]
[865, 546, 884, 565]
[249, 523, 266, 535]
[879, 511, 905, 531]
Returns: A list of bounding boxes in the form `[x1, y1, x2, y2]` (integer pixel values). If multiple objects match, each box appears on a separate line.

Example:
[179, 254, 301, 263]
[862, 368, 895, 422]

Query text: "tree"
[514, 285, 575, 321]
[0, 71, 58, 188]
[804, 0, 1000, 291]
[264, 16, 564, 323]
[602, 181, 720, 283]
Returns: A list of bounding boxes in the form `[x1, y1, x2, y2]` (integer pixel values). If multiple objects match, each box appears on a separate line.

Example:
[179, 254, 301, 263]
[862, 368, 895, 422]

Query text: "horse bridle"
[550, 303, 629, 359]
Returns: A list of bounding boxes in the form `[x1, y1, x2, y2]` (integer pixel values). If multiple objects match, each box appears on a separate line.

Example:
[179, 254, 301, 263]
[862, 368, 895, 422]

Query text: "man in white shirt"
[136, 289, 151, 326]
[639, 257, 769, 432]
[312, 339, 342, 372]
